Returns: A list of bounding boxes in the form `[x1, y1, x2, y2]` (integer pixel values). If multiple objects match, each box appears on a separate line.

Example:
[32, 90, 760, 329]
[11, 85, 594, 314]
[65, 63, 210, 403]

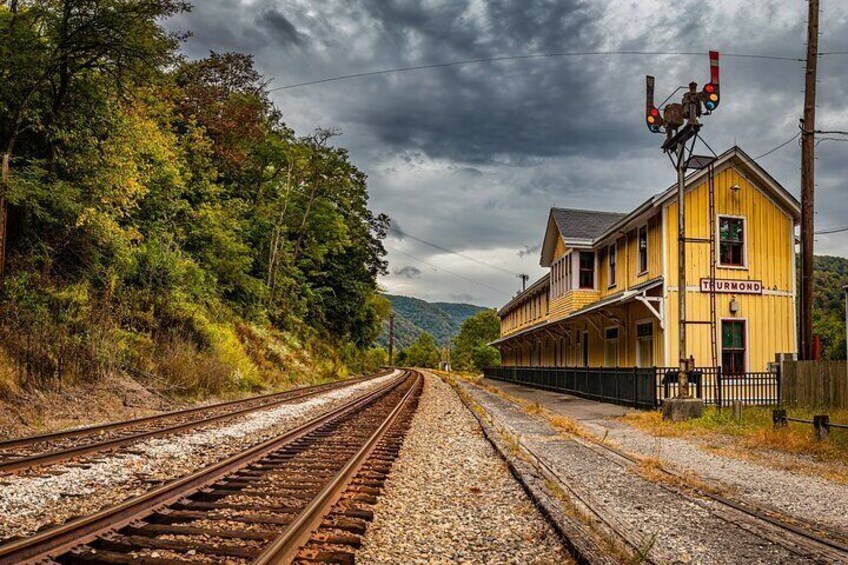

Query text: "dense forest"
[0, 1, 391, 395]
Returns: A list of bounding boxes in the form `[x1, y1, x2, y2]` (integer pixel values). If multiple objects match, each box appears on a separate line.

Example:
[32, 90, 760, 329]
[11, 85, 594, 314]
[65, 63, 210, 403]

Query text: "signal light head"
[702, 83, 720, 111]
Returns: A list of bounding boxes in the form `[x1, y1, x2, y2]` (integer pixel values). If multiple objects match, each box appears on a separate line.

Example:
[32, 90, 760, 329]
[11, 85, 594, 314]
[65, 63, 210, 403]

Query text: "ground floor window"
[722, 320, 746, 374]
[636, 322, 654, 368]
[604, 327, 619, 366]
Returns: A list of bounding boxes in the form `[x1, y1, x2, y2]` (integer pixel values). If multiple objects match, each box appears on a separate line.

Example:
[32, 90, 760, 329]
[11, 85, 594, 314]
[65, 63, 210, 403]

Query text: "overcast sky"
[165, 0, 848, 308]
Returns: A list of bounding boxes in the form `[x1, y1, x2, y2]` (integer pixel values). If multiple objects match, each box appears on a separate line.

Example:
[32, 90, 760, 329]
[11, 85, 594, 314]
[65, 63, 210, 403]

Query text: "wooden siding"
[781, 361, 848, 409]
[663, 165, 797, 369]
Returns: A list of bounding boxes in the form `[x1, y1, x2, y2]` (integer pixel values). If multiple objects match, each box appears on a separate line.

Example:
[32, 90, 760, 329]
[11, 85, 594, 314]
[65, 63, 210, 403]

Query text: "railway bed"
[0, 373, 384, 476]
[0, 370, 421, 565]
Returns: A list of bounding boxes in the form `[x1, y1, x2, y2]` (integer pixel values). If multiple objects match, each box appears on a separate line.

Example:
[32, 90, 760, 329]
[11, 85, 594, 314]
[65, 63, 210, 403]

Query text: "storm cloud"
[166, 1, 848, 307]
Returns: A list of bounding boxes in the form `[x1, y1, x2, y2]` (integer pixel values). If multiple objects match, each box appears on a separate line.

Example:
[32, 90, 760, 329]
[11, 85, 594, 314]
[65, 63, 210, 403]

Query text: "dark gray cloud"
[165, 1, 848, 307]
[518, 245, 541, 258]
[393, 265, 422, 279]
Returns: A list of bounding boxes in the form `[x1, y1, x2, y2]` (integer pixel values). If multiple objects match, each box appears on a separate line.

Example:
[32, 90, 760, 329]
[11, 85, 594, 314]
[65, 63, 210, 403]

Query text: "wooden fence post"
[814, 414, 830, 441]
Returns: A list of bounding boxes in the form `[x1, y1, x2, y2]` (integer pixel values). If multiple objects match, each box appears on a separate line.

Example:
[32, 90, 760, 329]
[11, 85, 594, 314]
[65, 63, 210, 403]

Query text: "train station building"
[492, 147, 800, 375]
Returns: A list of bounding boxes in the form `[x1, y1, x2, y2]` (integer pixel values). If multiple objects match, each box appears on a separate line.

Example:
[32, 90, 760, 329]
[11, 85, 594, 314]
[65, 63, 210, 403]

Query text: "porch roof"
[490, 277, 663, 346]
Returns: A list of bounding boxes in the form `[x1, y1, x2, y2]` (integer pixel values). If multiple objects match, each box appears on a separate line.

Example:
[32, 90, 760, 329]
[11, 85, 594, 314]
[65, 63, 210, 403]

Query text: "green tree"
[401, 332, 441, 368]
[451, 309, 501, 371]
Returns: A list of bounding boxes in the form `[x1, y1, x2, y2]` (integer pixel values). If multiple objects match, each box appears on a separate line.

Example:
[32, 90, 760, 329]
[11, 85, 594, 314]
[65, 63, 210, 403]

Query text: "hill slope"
[378, 294, 487, 349]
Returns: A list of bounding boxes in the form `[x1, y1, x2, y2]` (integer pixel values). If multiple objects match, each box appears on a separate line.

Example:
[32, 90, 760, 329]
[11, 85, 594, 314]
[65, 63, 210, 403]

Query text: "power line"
[816, 225, 848, 235]
[385, 245, 512, 296]
[270, 50, 806, 92]
[391, 227, 518, 276]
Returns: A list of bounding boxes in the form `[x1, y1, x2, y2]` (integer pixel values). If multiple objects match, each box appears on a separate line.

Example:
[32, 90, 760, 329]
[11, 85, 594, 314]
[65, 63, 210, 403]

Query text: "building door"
[721, 320, 746, 374]
[604, 328, 620, 367]
[636, 322, 654, 368]
[581, 331, 589, 366]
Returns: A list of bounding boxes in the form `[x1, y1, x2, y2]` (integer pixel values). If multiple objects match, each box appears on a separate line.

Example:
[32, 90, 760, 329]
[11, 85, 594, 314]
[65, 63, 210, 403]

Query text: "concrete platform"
[481, 378, 636, 424]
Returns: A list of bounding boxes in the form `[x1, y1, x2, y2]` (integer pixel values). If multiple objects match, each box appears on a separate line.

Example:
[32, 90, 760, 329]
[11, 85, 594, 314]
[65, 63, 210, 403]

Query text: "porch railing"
[483, 366, 780, 409]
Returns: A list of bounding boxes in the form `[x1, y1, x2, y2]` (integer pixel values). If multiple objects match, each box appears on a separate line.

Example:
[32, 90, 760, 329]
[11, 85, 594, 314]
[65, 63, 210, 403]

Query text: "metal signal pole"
[676, 141, 690, 398]
[799, 0, 819, 360]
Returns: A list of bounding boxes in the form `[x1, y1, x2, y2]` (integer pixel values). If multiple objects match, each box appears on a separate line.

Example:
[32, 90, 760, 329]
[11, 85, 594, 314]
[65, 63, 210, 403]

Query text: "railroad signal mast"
[645, 51, 721, 403]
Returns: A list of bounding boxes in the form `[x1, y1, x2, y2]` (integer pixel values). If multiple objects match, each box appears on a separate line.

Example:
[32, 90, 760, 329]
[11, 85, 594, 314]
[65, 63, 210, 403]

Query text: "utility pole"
[843, 285, 847, 362]
[517, 273, 529, 292]
[388, 313, 395, 366]
[799, 0, 819, 360]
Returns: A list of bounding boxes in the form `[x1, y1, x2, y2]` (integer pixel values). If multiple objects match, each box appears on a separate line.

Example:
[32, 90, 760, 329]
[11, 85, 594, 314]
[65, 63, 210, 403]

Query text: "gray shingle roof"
[551, 208, 627, 241]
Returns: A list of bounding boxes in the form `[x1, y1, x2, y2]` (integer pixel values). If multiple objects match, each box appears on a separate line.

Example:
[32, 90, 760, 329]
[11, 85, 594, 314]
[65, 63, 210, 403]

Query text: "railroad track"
[570, 429, 848, 563]
[0, 372, 387, 475]
[468, 382, 848, 565]
[0, 369, 421, 565]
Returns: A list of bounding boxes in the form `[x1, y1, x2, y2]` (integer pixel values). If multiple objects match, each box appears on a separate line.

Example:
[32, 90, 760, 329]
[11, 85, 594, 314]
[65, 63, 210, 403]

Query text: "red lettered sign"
[700, 279, 763, 294]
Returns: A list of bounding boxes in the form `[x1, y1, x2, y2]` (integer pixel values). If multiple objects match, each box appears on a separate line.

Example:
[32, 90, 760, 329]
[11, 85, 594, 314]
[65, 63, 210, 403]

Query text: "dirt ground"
[0, 372, 178, 440]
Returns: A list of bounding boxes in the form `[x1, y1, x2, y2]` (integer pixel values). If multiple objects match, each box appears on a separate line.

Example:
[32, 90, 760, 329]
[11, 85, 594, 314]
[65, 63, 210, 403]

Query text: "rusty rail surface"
[0, 369, 419, 565]
[0, 373, 385, 474]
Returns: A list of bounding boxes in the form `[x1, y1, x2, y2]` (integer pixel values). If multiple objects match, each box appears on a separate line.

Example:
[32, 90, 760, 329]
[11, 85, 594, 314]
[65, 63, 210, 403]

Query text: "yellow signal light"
[648, 116, 655, 124]
[709, 93, 719, 102]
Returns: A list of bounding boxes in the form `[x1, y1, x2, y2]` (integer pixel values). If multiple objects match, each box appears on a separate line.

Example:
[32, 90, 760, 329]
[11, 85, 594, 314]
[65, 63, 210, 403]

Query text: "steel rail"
[0, 373, 379, 450]
[0, 374, 387, 474]
[569, 422, 848, 559]
[253, 370, 422, 564]
[0, 371, 410, 565]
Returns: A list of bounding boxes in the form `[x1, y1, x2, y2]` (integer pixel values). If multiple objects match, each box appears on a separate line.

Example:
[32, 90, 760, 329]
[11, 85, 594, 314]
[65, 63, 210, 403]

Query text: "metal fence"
[483, 366, 781, 409]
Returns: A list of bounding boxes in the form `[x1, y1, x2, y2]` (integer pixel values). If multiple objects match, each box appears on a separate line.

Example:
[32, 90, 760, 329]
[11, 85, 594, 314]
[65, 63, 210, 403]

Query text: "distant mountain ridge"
[378, 294, 488, 349]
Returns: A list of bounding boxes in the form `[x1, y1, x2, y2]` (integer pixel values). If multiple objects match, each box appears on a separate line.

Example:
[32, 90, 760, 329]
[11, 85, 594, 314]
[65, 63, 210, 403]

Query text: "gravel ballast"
[0, 371, 401, 540]
[461, 380, 824, 565]
[482, 378, 848, 537]
[356, 372, 570, 565]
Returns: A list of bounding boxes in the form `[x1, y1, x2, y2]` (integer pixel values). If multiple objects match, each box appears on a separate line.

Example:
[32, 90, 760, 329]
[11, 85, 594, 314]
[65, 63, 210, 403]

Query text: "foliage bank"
[0, 1, 389, 395]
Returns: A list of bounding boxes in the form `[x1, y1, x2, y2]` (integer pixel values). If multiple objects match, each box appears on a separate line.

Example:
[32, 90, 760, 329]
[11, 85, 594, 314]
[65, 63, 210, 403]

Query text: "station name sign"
[699, 278, 763, 294]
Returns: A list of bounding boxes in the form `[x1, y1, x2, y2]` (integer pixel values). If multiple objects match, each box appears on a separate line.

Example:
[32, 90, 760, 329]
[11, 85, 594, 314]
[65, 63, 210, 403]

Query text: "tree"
[0, 0, 190, 280]
[451, 309, 501, 371]
[401, 332, 441, 368]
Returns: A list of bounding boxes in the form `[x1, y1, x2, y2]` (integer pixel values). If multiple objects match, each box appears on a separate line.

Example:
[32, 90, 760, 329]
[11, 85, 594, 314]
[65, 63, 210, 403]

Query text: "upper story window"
[608, 244, 617, 287]
[579, 251, 595, 289]
[719, 216, 746, 267]
[638, 225, 648, 274]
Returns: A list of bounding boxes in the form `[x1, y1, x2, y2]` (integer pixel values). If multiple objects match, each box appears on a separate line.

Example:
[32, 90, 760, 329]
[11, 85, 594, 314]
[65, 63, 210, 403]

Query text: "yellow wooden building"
[493, 147, 800, 373]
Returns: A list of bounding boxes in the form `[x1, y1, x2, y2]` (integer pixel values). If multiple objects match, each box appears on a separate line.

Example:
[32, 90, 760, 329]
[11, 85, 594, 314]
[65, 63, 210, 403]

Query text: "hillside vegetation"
[0, 2, 390, 398]
[378, 294, 486, 349]
[813, 255, 847, 360]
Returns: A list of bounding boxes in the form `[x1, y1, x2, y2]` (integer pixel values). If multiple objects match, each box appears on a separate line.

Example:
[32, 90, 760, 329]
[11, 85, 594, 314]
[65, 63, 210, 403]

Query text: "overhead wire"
[385, 244, 513, 297]
[390, 227, 518, 276]
[270, 50, 807, 92]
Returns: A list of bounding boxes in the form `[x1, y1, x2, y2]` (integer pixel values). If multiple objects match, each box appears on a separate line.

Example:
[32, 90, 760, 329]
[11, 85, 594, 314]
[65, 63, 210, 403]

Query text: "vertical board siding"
[781, 361, 848, 409]
[664, 165, 796, 371]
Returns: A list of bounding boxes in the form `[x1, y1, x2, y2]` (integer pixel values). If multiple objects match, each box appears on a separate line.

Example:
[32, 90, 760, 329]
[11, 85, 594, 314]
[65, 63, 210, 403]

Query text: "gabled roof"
[539, 146, 800, 266]
[551, 208, 627, 241]
[540, 208, 626, 267]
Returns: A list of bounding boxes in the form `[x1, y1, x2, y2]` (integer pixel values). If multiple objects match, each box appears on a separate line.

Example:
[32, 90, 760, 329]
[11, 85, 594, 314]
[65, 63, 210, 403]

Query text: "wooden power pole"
[799, 0, 819, 360]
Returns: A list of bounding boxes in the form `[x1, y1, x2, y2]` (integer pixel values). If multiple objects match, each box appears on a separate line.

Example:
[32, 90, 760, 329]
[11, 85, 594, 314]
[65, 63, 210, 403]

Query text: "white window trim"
[720, 317, 750, 374]
[635, 318, 655, 368]
[637, 224, 649, 276]
[717, 214, 749, 270]
[607, 243, 617, 289]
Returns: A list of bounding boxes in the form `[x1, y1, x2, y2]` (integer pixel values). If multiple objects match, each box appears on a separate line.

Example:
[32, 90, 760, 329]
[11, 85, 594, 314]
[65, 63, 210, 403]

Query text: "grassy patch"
[625, 406, 848, 478]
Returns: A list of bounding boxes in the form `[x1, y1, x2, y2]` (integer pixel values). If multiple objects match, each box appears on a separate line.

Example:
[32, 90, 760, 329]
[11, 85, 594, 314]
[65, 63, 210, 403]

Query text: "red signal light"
[650, 108, 659, 117]
[705, 84, 715, 93]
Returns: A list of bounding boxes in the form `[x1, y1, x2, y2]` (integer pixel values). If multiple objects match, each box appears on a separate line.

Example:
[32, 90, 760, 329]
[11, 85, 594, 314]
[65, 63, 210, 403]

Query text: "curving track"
[0, 369, 422, 565]
[0, 373, 386, 475]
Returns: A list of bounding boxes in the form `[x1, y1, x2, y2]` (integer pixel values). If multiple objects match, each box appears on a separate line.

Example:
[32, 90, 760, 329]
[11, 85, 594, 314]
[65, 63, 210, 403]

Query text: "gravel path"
[579, 416, 848, 535]
[0, 371, 401, 540]
[356, 372, 570, 565]
[461, 381, 822, 565]
[482, 378, 848, 537]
